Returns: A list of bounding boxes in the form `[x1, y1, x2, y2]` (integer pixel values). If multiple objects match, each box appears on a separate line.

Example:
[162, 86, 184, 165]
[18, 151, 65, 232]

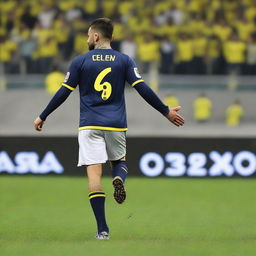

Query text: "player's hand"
[166, 106, 185, 127]
[34, 117, 44, 131]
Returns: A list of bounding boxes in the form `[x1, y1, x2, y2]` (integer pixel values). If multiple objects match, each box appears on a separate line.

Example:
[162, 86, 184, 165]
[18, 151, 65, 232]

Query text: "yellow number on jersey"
[94, 67, 112, 100]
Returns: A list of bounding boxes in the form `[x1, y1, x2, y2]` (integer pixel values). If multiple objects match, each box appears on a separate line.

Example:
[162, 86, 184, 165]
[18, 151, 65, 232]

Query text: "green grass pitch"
[1, 177, 256, 256]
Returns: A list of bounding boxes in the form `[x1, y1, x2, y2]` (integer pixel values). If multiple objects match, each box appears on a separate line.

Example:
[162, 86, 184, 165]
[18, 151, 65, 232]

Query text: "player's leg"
[87, 164, 109, 238]
[104, 131, 128, 204]
[87, 164, 103, 192]
[111, 157, 128, 204]
[77, 130, 109, 239]
[111, 156, 128, 182]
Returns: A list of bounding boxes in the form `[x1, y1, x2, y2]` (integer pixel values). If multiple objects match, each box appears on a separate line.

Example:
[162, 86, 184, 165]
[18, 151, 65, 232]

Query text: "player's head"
[87, 18, 113, 50]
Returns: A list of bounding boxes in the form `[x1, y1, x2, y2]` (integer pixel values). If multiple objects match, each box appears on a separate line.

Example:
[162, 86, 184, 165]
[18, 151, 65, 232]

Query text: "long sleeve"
[134, 81, 169, 116]
[39, 86, 72, 121]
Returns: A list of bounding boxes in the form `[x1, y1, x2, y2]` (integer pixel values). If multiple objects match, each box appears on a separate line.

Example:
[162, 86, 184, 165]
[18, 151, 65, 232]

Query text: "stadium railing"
[2, 74, 256, 91]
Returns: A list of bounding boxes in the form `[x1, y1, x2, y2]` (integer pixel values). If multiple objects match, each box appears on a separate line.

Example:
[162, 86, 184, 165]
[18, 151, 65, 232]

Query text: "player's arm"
[125, 57, 184, 127]
[34, 87, 72, 131]
[133, 82, 184, 126]
[34, 58, 80, 131]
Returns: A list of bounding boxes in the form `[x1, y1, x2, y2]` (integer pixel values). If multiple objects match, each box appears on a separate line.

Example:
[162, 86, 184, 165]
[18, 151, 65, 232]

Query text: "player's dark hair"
[89, 18, 113, 39]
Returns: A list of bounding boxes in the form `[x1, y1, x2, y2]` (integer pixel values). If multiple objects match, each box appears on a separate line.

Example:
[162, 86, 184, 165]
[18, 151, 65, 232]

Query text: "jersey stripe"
[62, 83, 75, 91]
[131, 79, 144, 87]
[79, 126, 128, 131]
[89, 194, 106, 199]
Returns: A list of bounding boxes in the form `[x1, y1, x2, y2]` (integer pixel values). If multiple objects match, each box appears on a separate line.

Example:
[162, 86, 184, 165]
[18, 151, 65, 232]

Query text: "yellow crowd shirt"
[159, 24, 178, 42]
[163, 95, 180, 108]
[102, 0, 117, 17]
[39, 39, 58, 58]
[53, 20, 69, 44]
[226, 104, 243, 126]
[223, 41, 246, 64]
[153, 1, 171, 15]
[36, 28, 54, 44]
[137, 41, 160, 62]
[58, 0, 75, 11]
[176, 40, 193, 62]
[194, 97, 212, 120]
[188, 20, 206, 35]
[74, 34, 88, 54]
[127, 16, 150, 34]
[212, 25, 232, 41]
[83, 0, 97, 14]
[207, 38, 221, 58]
[235, 21, 254, 41]
[0, 40, 17, 62]
[119, 1, 134, 15]
[45, 71, 65, 95]
[245, 6, 256, 21]
[192, 37, 207, 57]
[113, 22, 124, 41]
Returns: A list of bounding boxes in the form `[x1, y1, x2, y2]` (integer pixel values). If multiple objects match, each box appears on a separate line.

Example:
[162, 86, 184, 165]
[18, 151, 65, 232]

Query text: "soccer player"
[34, 18, 185, 240]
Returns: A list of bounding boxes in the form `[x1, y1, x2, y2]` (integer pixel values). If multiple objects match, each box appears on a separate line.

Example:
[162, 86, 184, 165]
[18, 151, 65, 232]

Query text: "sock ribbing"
[89, 191, 106, 199]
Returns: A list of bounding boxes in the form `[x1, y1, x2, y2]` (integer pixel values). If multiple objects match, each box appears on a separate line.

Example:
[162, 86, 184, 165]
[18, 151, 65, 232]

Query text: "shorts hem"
[108, 154, 126, 162]
[78, 126, 128, 132]
[77, 160, 107, 166]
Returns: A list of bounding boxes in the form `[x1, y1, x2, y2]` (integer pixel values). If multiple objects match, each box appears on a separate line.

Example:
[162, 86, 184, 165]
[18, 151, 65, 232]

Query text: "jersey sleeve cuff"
[39, 113, 46, 121]
[162, 106, 170, 116]
[62, 83, 75, 91]
[131, 79, 144, 87]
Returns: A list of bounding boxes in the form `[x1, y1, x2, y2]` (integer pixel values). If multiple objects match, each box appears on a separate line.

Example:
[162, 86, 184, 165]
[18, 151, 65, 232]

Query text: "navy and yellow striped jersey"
[62, 49, 143, 131]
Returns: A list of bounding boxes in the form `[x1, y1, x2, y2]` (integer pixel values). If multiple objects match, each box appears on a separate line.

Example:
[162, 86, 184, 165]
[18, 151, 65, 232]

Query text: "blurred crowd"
[1, 0, 256, 75]
[164, 93, 244, 126]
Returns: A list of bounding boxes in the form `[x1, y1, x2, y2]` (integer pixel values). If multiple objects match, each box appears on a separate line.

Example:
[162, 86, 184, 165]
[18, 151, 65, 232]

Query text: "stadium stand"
[0, 88, 256, 137]
[1, 0, 256, 136]
[1, 0, 256, 75]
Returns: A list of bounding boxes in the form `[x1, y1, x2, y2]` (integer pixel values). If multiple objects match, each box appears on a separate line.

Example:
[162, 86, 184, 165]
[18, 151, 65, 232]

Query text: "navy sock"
[112, 160, 128, 183]
[89, 191, 109, 233]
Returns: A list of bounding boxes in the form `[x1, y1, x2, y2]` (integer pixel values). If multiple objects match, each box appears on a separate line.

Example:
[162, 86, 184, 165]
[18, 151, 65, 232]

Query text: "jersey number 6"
[94, 67, 112, 101]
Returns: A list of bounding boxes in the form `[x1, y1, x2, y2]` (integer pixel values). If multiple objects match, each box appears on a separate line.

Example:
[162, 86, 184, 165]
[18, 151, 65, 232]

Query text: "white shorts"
[77, 129, 126, 166]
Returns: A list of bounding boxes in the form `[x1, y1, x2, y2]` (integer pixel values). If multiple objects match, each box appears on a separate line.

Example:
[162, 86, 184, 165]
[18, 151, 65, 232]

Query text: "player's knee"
[111, 157, 126, 167]
[86, 164, 102, 175]
[87, 171, 102, 192]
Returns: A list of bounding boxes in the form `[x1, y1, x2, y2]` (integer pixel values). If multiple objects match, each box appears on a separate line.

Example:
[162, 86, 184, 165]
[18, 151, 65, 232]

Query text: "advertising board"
[1, 137, 256, 177]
